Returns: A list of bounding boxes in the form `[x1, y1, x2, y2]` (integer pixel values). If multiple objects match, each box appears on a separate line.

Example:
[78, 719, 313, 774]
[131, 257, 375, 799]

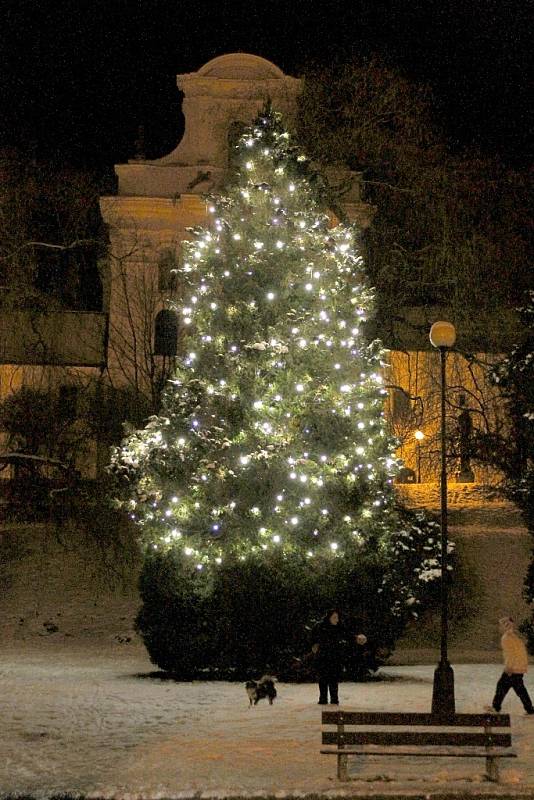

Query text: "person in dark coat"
[311, 609, 367, 705]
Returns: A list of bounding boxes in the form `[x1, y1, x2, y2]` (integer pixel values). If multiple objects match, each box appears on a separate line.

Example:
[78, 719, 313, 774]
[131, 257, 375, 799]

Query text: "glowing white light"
[184, 547, 193, 556]
[289, 183, 295, 192]
[305, 283, 313, 291]
[330, 542, 339, 551]
[291, 517, 299, 525]
[296, 383, 304, 392]
[245, 161, 253, 170]
[273, 535, 281, 543]
[253, 400, 263, 409]
[267, 292, 275, 300]
[240, 456, 250, 465]
[233, 233, 241, 240]
[276, 240, 284, 249]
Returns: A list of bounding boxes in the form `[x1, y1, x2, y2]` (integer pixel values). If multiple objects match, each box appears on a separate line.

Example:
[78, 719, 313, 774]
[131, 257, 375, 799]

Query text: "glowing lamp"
[429, 321, 456, 349]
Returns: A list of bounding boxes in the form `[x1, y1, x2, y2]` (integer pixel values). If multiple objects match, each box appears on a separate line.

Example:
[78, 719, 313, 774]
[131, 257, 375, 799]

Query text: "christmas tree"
[110, 108, 441, 675]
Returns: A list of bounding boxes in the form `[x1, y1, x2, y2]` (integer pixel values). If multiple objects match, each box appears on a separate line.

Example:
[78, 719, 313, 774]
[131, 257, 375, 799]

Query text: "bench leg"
[486, 756, 499, 783]
[337, 753, 348, 781]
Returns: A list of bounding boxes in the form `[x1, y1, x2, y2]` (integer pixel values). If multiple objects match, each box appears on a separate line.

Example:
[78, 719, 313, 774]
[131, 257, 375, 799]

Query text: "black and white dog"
[245, 675, 277, 707]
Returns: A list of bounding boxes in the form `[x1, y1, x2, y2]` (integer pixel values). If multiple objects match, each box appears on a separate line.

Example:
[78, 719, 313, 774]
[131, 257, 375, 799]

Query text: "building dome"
[196, 53, 285, 81]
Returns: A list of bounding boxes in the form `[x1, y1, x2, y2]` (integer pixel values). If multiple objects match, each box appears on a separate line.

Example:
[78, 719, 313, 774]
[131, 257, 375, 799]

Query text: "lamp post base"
[432, 660, 455, 716]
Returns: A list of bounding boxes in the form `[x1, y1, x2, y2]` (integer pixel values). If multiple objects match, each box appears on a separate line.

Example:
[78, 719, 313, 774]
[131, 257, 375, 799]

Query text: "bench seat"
[321, 711, 516, 782]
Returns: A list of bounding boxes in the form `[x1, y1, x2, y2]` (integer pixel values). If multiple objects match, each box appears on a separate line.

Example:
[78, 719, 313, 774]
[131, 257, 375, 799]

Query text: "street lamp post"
[414, 430, 425, 483]
[429, 320, 456, 716]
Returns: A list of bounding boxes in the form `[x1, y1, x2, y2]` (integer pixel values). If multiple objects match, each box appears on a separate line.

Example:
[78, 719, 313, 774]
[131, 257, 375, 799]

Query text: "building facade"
[0, 53, 514, 486]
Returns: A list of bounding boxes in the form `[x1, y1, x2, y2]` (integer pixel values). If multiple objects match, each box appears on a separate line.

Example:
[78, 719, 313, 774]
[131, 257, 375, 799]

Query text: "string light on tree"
[109, 106, 441, 616]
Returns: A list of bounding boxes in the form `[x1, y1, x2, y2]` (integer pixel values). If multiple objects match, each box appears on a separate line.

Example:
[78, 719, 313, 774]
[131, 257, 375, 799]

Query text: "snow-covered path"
[2, 646, 534, 797]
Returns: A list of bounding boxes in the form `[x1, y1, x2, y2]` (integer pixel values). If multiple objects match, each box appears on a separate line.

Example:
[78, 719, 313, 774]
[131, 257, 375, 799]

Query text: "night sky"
[1, 0, 531, 171]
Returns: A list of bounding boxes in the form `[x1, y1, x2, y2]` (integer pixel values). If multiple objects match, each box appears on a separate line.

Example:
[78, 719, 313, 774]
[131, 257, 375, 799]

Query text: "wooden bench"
[321, 711, 516, 783]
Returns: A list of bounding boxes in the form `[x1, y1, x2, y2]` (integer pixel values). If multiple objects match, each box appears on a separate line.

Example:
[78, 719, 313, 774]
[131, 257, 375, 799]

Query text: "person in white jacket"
[490, 617, 534, 715]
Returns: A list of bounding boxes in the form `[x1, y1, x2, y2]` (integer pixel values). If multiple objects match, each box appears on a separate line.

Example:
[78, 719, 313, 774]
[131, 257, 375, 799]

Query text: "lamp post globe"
[430, 321, 456, 716]
[430, 321, 456, 349]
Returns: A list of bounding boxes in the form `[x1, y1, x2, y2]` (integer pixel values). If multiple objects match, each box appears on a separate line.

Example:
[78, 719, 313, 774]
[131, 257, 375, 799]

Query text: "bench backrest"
[322, 711, 512, 748]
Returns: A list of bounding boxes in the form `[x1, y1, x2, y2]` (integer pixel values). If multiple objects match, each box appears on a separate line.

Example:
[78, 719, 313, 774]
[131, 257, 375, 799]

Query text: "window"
[57, 385, 78, 421]
[158, 250, 178, 293]
[154, 310, 179, 357]
[227, 120, 247, 166]
[391, 387, 412, 426]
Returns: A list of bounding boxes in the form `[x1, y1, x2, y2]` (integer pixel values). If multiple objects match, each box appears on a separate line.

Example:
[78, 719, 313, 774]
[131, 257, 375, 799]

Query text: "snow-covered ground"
[3, 642, 534, 798]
